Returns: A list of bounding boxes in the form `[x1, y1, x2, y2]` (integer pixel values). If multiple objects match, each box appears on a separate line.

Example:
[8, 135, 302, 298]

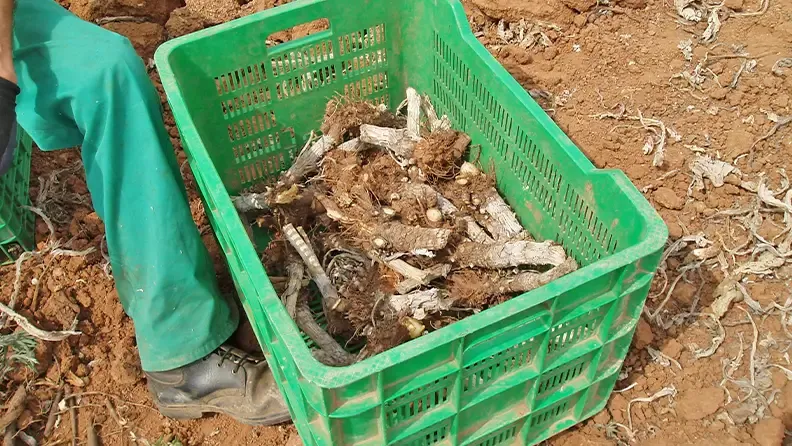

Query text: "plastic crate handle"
[256, 0, 332, 52]
[463, 311, 551, 365]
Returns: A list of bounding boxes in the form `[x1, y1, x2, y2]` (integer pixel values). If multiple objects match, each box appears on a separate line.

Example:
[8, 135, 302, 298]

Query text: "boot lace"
[205, 347, 256, 374]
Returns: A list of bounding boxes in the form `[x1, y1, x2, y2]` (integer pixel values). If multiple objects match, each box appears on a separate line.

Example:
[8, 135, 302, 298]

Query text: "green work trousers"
[12, 0, 238, 371]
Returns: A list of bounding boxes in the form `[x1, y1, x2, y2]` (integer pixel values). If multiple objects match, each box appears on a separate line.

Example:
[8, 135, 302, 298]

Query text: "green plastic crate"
[154, 0, 668, 444]
[0, 126, 35, 265]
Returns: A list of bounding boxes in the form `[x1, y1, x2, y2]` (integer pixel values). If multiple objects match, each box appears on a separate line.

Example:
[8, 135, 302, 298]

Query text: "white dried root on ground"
[772, 58, 792, 76]
[492, 19, 559, 50]
[592, 105, 681, 167]
[689, 155, 740, 192]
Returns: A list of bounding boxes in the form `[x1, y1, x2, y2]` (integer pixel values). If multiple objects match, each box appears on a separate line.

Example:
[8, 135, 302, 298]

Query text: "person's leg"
[12, 0, 289, 425]
[12, 0, 237, 372]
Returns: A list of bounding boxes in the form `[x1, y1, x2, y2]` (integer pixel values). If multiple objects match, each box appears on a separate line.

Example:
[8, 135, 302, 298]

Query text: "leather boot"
[145, 345, 291, 426]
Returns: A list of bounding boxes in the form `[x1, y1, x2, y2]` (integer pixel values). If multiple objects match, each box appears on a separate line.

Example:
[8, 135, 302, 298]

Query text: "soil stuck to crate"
[233, 88, 578, 365]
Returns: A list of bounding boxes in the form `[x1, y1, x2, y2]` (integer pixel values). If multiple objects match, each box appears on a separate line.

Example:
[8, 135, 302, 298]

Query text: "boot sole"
[156, 404, 292, 426]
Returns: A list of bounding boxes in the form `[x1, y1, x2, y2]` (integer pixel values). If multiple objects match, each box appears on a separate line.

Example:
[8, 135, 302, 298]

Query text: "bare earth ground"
[1, 0, 791, 444]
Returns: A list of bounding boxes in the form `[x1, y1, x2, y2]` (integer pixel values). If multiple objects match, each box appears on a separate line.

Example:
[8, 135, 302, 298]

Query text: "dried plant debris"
[592, 105, 681, 167]
[494, 19, 559, 50]
[772, 58, 792, 76]
[674, 0, 757, 43]
[232, 88, 577, 365]
[689, 155, 740, 192]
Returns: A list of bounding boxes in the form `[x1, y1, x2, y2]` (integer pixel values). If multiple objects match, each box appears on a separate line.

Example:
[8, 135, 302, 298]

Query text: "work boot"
[145, 345, 291, 426]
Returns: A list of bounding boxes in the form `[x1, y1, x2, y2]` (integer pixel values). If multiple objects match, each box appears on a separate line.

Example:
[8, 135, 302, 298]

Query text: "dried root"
[283, 224, 344, 312]
[479, 188, 523, 241]
[241, 87, 576, 365]
[453, 240, 567, 269]
[388, 289, 455, 320]
[372, 223, 452, 252]
[592, 105, 680, 167]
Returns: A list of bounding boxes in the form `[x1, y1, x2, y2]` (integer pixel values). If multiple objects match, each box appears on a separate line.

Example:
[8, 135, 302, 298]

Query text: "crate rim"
[154, 0, 668, 389]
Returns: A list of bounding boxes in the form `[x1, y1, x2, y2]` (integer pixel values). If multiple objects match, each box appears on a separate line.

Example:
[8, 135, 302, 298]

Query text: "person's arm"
[0, 0, 19, 176]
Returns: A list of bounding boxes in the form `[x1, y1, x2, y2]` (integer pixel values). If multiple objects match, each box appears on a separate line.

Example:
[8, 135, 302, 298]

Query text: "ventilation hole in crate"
[273, 65, 339, 100]
[214, 63, 268, 96]
[462, 338, 536, 395]
[271, 41, 335, 79]
[397, 422, 451, 446]
[237, 152, 287, 185]
[220, 87, 274, 118]
[232, 134, 281, 164]
[434, 35, 472, 122]
[340, 49, 387, 77]
[385, 376, 452, 428]
[529, 399, 569, 430]
[535, 355, 590, 400]
[227, 111, 277, 142]
[432, 80, 467, 130]
[343, 73, 388, 100]
[473, 423, 519, 446]
[546, 305, 609, 357]
[338, 24, 385, 57]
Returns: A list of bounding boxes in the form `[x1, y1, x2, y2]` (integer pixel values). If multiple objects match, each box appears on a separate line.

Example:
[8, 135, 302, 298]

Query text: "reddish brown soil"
[3, 0, 792, 444]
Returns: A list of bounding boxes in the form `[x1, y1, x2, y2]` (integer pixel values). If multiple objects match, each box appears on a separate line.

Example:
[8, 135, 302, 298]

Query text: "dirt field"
[1, 0, 792, 444]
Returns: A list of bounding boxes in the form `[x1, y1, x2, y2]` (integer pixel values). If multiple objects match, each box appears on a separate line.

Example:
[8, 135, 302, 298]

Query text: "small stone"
[75, 363, 89, 378]
[654, 187, 684, 210]
[426, 208, 443, 223]
[610, 393, 628, 424]
[752, 418, 784, 446]
[459, 162, 480, 178]
[758, 217, 785, 241]
[165, 6, 208, 38]
[514, 51, 533, 65]
[455, 178, 470, 186]
[772, 93, 789, 109]
[373, 238, 388, 248]
[708, 420, 725, 432]
[573, 14, 588, 28]
[674, 281, 698, 306]
[618, 0, 648, 8]
[560, 0, 597, 13]
[724, 0, 744, 11]
[666, 219, 684, 239]
[184, 0, 242, 25]
[781, 381, 792, 428]
[543, 46, 559, 61]
[764, 75, 780, 89]
[660, 339, 684, 359]
[633, 318, 654, 349]
[676, 387, 723, 420]
[770, 403, 784, 420]
[592, 409, 610, 425]
[709, 87, 729, 100]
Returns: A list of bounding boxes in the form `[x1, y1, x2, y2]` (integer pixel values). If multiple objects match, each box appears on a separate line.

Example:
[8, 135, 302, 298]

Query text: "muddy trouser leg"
[12, 0, 238, 372]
